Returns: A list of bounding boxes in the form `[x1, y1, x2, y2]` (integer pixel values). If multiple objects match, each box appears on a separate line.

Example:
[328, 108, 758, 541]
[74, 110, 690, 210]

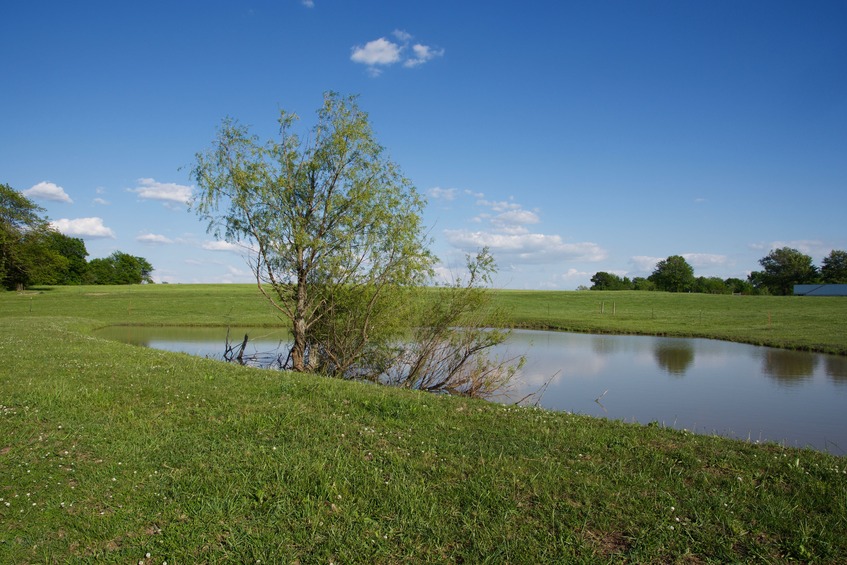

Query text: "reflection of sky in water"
[97, 326, 847, 454]
[495, 330, 847, 454]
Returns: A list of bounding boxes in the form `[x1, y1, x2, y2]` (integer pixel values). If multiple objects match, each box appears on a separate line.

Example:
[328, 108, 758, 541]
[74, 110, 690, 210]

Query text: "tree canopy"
[749, 247, 818, 295]
[1, 183, 60, 290]
[821, 250, 847, 284]
[1, 182, 151, 289]
[84, 252, 154, 285]
[192, 92, 434, 373]
[649, 255, 695, 292]
[590, 271, 631, 290]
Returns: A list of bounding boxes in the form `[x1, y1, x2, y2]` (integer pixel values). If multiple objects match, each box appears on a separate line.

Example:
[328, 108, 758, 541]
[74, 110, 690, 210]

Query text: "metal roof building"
[794, 284, 847, 296]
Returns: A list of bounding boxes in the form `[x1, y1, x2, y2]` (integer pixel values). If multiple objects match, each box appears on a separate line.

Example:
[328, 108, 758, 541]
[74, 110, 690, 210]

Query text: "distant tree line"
[591, 248, 847, 295]
[1, 182, 153, 290]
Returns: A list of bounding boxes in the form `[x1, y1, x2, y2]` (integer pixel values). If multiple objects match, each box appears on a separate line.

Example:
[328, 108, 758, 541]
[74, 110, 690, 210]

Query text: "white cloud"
[563, 268, 591, 278]
[23, 181, 73, 203]
[428, 187, 457, 201]
[351, 38, 401, 67]
[491, 209, 540, 234]
[93, 197, 110, 205]
[404, 44, 445, 68]
[476, 198, 521, 213]
[301, 0, 314, 7]
[471, 196, 540, 234]
[129, 178, 193, 205]
[444, 230, 606, 263]
[51, 217, 115, 238]
[755, 239, 833, 260]
[137, 233, 173, 244]
[682, 253, 729, 268]
[351, 31, 443, 75]
[393, 29, 412, 42]
[629, 256, 662, 272]
[202, 240, 244, 253]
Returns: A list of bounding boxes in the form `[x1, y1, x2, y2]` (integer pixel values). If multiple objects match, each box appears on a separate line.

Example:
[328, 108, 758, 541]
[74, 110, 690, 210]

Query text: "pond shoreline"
[96, 318, 847, 357]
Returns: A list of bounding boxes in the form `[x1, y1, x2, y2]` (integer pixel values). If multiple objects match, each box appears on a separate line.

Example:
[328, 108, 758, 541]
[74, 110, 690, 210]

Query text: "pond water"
[95, 326, 847, 453]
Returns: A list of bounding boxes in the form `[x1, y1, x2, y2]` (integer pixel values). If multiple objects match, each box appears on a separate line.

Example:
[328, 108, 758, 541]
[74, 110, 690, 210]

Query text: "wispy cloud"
[427, 187, 457, 201]
[443, 192, 606, 265]
[473, 198, 539, 235]
[682, 253, 729, 268]
[301, 0, 314, 7]
[202, 240, 244, 253]
[128, 178, 192, 205]
[629, 256, 662, 272]
[23, 181, 73, 203]
[445, 230, 606, 263]
[51, 217, 115, 238]
[404, 44, 445, 68]
[137, 233, 173, 244]
[751, 239, 835, 261]
[351, 30, 443, 76]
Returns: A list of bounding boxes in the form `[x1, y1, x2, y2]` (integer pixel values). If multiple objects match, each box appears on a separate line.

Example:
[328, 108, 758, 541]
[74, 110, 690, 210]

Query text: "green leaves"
[191, 92, 434, 373]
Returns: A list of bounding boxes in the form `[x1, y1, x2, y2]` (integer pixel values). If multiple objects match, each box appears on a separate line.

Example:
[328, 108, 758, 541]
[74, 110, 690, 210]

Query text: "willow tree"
[191, 93, 433, 373]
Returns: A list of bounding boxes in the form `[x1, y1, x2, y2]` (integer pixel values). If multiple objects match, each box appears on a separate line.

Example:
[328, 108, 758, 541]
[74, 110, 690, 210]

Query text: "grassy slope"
[495, 290, 847, 355]
[2, 286, 847, 563]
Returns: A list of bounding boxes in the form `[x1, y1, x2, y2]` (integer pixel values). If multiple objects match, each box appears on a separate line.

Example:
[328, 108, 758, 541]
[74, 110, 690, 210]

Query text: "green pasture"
[2, 285, 847, 562]
[5, 284, 847, 354]
[497, 289, 847, 355]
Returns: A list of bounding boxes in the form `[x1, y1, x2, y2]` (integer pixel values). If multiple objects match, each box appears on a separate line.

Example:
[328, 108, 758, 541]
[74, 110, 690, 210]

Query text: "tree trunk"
[291, 272, 308, 372]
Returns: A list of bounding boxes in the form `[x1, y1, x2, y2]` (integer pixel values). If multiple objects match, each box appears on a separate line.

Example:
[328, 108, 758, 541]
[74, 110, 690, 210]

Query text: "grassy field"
[6, 284, 847, 353]
[494, 289, 847, 355]
[2, 285, 847, 563]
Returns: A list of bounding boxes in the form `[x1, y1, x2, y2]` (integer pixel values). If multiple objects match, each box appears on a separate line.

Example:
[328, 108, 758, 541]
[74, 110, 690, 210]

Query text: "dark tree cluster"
[591, 255, 724, 293]
[749, 247, 846, 295]
[590, 247, 846, 295]
[1, 183, 153, 290]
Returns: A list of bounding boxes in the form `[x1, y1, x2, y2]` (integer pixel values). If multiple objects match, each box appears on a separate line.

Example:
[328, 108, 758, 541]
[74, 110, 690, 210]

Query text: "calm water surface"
[96, 326, 847, 453]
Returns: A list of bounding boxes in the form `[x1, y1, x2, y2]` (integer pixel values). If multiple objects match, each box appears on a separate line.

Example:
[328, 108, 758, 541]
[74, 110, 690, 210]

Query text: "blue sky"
[2, 1, 845, 288]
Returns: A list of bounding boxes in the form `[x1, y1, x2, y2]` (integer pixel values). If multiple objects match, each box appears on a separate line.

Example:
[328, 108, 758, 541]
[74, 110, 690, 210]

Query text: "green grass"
[7, 285, 847, 354]
[494, 289, 847, 355]
[2, 285, 847, 562]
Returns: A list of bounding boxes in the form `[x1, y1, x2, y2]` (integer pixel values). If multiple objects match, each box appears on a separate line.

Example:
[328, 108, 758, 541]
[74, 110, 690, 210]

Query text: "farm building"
[793, 284, 847, 296]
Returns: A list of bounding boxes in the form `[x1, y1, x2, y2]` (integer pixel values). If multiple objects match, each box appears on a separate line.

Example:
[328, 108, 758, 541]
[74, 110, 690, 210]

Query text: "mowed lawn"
[1, 285, 846, 563]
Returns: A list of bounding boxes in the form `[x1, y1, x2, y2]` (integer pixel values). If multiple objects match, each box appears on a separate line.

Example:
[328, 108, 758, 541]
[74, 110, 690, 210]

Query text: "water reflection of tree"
[653, 342, 695, 376]
[824, 355, 847, 386]
[591, 335, 619, 356]
[760, 350, 817, 385]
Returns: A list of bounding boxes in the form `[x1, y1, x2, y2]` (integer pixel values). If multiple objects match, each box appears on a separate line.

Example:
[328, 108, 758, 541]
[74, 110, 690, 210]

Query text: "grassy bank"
[494, 290, 847, 355]
[2, 286, 847, 562]
[6, 284, 847, 354]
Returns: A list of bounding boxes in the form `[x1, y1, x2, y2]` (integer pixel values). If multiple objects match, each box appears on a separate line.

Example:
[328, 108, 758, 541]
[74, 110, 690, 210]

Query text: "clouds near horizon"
[128, 178, 192, 205]
[51, 217, 115, 238]
[441, 191, 606, 266]
[23, 181, 73, 203]
[137, 233, 173, 244]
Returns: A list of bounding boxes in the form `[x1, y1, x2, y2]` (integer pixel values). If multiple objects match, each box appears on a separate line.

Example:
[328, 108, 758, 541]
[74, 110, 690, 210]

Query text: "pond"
[95, 326, 847, 454]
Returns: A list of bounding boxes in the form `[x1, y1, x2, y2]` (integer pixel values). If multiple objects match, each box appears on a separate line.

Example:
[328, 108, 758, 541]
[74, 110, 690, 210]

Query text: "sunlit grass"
[2, 286, 847, 561]
[7, 285, 847, 354]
